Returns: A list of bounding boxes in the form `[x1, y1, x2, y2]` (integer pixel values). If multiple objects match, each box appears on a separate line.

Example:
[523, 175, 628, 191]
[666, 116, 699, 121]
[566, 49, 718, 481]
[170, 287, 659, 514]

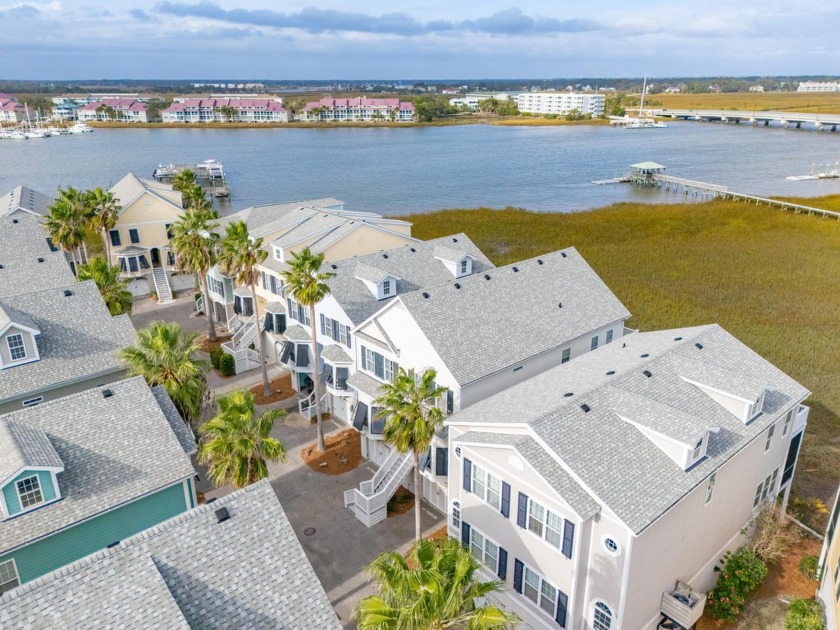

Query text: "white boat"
[69, 123, 93, 134]
[202, 159, 224, 178]
[47, 126, 65, 136]
[24, 130, 48, 139]
[615, 75, 668, 129]
[6, 130, 26, 140]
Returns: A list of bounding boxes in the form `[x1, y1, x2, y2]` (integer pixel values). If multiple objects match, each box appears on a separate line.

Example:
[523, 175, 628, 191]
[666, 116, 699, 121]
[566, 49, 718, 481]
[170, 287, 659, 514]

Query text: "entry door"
[150, 248, 161, 266]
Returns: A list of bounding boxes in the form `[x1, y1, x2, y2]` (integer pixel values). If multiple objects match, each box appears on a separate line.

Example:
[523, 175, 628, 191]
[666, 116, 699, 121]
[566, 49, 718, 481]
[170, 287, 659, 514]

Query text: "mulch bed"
[301, 428, 363, 476]
[387, 486, 415, 518]
[198, 333, 231, 353]
[249, 374, 297, 405]
[426, 525, 448, 542]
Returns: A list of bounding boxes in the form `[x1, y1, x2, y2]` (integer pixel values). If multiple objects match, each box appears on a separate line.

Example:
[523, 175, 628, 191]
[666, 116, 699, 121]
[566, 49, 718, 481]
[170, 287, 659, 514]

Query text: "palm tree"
[181, 183, 211, 212]
[87, 187, 121, 267]
[119, 321, 209, 424]
[354, 537, 519, 629]
[375, 368, 446, 541]
[171, 169, 196, 193]
[218, 220, 271, 396]
[77, 257, 133, 315]
[45, 192, 87, 273]
[281, 248, 335, 452]
[197, 389, 286, 488]
[169, 208, 220, 341]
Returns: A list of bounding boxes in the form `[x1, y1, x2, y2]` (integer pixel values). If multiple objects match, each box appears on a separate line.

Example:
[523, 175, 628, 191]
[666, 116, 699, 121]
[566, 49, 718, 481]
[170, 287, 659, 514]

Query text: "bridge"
[651, 108, 840, 130]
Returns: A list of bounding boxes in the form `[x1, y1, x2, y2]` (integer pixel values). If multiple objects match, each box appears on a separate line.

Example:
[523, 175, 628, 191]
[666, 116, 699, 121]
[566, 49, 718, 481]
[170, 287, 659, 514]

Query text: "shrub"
[785, 598, 825, 630]
[799, 555, 821, 581]
[706, 547, 768, 621]
[748, 506, 804, 564]
[218, 352, 235, 376]
[209, 347, 223, 370]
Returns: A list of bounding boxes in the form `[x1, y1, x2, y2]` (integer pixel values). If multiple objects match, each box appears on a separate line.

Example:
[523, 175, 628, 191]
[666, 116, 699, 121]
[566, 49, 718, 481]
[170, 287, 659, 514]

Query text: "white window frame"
[0, 559, 20, 595]
[470, 463, 502, 511]
[451, 501, 461, 530]
[16, 474, 44, 510]
[460, 259, 468, 274]
[605, 329, 614, 344]
[782, 409, 793, 436]
[522, 563, 559, 617]
[705, 473, 716, 505]
[603, 536, 620, 554]
[692, 436, 704, 461]
[764, 422, 776, 452]
[593, 601, 613, 630]
[6, 334, 26, 362]
[590, 335, 599, 350]
[526, 497, 564, 550]
[469, 527, 500, 573]
[382, 280, 391, 296]
[561, 348, 570, 364]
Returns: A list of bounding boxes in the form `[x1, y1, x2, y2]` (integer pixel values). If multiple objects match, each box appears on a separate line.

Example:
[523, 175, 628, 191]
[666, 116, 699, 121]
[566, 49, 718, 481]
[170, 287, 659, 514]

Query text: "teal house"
[0, 377, 197, 593]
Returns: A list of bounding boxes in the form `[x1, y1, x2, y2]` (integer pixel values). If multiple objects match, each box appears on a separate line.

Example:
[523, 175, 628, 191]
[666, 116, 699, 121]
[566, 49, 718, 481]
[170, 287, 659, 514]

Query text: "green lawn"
[404, 197, 840, 525]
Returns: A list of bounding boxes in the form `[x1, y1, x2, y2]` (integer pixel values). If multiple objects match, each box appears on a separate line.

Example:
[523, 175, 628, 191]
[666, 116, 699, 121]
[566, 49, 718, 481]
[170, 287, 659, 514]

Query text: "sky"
[1, 0, 838, 80]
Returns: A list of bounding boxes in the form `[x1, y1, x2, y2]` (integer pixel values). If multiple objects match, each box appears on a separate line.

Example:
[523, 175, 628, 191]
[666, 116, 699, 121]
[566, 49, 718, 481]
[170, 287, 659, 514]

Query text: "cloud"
[152, 2, 604, 36]
[0, 5, 40, 18]
[129, 8, 152, 21]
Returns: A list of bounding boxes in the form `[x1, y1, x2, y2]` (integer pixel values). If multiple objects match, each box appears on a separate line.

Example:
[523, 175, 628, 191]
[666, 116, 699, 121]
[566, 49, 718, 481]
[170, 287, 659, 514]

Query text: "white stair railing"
[299, 391, 329, 419]
[152, 267, 173, 302]
[345, 452, 413, 527]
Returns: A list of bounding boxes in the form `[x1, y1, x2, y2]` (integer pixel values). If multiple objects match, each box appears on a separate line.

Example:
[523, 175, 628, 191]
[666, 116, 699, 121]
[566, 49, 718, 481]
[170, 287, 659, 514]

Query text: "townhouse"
[446, 325, 809, 629]
[344, 246, 630, 525]
[818, 484, 840, 628]
[162, 97, 290, 123]
[514, 92, 605, 116]
[0, 186, 53, 218]
[0, 377, 198, 591]
[108, 173, 186, 300]
[77, 99, 150, 123]
[0, 481, 339, 628]
[299, 97, 415, 122]
[0, 94, 25, 123]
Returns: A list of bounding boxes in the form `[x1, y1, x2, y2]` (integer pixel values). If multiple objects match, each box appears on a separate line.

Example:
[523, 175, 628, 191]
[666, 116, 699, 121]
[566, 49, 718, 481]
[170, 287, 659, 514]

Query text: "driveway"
[130, 293, 210, 335]
[195, 410, 445, 628]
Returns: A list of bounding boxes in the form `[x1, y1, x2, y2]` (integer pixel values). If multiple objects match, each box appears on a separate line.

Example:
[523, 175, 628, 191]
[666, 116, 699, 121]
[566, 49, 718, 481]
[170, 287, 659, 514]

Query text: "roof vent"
[12, 219, 18, 224]
[452, 237, 459, 242]
[512, 266, 519, 272]
[37, 257, 44, 263]
[564, 392, 574, 397]
[640, 353, 649, 358]
[484, 274, 491, 280]
[674, 336, 683, 341]
[606, 370, 615, 375]
[695, 343, 703, 350]
[102, 389, 114, 398]
[643, 370, 652, 378]
[63, 289, 73, 297]
[558, 302, 562, 308]
[330, 264, 337, 269]
[106, 541, 120, 549]
[537, 259, 544, 265]
[206, 497, 217, 504]
[580, 404, 591, 413]
[215, 507, 231, 523]
[422, 292, 430, 299]
[454, 283, 461, 289]
[382, 254, 389, 259]
[561, 252, 567, 258]
[409, 247, 416, 253]
[0, 264, 3, 269]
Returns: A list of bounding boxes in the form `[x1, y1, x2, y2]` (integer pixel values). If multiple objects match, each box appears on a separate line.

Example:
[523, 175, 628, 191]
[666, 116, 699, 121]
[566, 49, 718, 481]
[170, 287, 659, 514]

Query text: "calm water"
[2, 123, 839, 215]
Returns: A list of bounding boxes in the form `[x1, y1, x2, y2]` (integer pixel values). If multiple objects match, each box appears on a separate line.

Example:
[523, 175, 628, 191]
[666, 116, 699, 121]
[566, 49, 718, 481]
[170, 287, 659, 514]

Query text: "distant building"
[449, 93, 518, 111]
[299, 97, 414, 122]
[664, 86, 681, 93]
[162, 97, 290, 123]
[77, 99, 150, 123]
[514, 92, 605, 116]
[797, 81, 840, 92]
[0, 94, 25, 123]
[749, 86, 765, 93]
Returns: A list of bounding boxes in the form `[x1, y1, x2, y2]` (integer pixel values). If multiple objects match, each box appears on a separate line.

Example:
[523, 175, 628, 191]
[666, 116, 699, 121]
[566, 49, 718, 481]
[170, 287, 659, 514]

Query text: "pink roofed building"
[77, 99, 150, 123]
[161, 98, 290, 123]
[300, 97, 415, 122]
[0, 94, 26, 123]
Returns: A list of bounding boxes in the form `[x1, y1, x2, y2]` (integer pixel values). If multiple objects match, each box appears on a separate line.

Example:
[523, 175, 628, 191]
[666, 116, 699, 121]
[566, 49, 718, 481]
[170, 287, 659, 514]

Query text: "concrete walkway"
[130, 292, 210, 335]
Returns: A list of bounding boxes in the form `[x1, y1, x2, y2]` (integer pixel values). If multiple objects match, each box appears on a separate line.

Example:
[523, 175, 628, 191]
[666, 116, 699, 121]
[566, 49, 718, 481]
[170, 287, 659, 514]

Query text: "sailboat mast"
[639, 75, 647, 117]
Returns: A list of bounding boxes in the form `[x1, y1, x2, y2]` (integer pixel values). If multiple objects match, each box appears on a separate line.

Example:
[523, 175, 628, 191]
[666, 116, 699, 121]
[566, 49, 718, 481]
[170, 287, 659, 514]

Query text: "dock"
[153, 159, 230, 198]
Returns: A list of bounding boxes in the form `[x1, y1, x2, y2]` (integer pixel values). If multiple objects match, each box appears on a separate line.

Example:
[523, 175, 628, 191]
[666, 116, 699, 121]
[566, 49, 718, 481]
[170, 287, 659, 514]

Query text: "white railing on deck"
[345, 452, 412, 527]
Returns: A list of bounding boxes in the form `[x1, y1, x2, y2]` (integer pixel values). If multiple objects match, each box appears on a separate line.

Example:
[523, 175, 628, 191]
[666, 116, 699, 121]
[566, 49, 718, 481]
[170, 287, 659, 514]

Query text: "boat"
[202, 159, 224, 178]
[6, 130, 26, 140]
[24, 130, 48, 139]
[613, 75, 668, 129]
[69, 123, 93, 133]
[47, 126, 66, 136]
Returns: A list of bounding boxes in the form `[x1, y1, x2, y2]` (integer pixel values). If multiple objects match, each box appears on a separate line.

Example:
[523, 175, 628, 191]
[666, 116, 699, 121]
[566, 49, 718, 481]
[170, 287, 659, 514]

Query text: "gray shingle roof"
[150, 386, 197, 455]
[0, 253, 75, 299]
[283, 324, 311, 342]
[347, 370, 384, 399]
[324, 234, 494, 324]
[0, 186, 53, 218]
[0, 213, 55, 258]
[396, 247, 630, 385]
[0, 281, 136, 403]
[321, 344, 353, 364]
[0, 481, 341, 629]
[449, 325, 810, 534]
[0, 377, 196, 554]
[609, 388, 711, 445]
[0, 421, 63, 485]
[354, 262, 391, 284]
[0, 303, 38, 332]
[222, 198, 345, 238]
[673, 355, 767, 402]
[433, 245, 471, 264]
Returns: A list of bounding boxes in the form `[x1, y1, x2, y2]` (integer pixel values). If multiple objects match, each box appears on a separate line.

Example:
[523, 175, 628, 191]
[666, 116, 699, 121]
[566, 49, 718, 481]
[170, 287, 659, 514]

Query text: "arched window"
[593, 602, 612, 630]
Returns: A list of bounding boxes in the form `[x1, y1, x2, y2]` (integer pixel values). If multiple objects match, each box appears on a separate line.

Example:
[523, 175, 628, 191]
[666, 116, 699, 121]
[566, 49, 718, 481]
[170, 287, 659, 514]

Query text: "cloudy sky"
[1, 0, 838, 79]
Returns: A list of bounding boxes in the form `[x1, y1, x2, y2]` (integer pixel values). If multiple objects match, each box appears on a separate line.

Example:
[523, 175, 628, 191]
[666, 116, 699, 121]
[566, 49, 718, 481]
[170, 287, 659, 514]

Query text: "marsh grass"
[655, 92, 840, 114]
[405, 197, 840, 521]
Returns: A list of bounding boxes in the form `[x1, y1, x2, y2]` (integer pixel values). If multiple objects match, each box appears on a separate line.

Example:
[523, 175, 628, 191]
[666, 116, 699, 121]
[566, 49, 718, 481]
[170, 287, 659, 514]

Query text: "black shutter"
[264, 314, 274, 332]
[296, 345, 310, 367]
[499, 482, 510, 518]
[435, 447, 448, 476]
[497, 547, 508, 580]
[463, 458, 472, 492]
[461, 521, 471, 548]
[278, 341, 293, 365]
[110, 230, 121, 246]
[513, 559, 524, 594]
[374, 352, 384, 379]
[556, 590, 568, 627]
[352, 402, 368, 431]
[562, 520, 574, 559]
[336, 367, 349, 391]
[446, 390, 454, 414]
[277, 314, 287, 334]
[517, 492, 528, 528]
[320, 314, 326, 335]
[346, 331, 352, 349]
[360, 347, 367, 371]
[233, 296, 242, 314]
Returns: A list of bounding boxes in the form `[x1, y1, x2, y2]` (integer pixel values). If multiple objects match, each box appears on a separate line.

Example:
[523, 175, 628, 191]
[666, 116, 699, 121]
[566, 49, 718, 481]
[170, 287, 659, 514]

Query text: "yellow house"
[819, 484, 840, 628]
[108, 174, 185, 301]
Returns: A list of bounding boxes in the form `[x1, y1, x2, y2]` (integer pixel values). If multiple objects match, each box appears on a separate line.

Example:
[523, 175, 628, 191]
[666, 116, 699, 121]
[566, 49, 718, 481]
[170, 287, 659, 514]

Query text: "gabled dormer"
[0, 421, 64, 519]
[433, 246, 475, 278]
[273, 245, 284, 262]
[612, 390, 719, 470]
[0, 303, 41, 370]
[675, 356, 768, 424]
[354, 263, 399, 301]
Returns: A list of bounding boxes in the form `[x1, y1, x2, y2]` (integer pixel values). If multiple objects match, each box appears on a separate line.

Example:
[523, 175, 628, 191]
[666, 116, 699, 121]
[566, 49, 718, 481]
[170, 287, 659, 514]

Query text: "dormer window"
[692, 436, 704, 461]
[16, 475, 43, 509]
[274, 247, 283, 262]
[383, 280, 392, 296]
[460, 259, 468, 274]
[7, 334, 26, 361]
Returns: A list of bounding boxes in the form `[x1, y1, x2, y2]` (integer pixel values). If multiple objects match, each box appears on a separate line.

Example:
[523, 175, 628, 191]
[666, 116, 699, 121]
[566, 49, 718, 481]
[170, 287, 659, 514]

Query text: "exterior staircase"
[344, 449, 413, 527]
[299, 390, 329, 419]
[151, 267, 173, 302]
[221, 314, 263, 374]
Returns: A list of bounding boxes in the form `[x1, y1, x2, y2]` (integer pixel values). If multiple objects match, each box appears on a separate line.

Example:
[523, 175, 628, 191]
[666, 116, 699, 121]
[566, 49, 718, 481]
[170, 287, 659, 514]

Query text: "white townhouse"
[446, 325, 809, 630]
[299, 97, 415, 122]
[76, 99, 150, 123]
[161, 98, 290, 123]
[514, 92, 605, 116]
[205, 198, 415, 374]
[343, 247, 631, 525]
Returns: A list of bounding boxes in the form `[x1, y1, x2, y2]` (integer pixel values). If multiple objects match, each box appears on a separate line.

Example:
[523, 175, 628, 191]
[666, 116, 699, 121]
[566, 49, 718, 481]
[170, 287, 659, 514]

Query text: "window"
[561, 348, 570, 364]
[753, 469, 779, 507]
[0, 560, 19, 595]
[129, 228, 140, 244]
[469, 528, 499, 573]
[521, 565, 559, 617]
[521, 495, 572, 556]
[210, 277, 224, 297]
[165, 223, 173, 239]
[765, 423, 776, 452]
[471, 465, 501, 511]
[591, 335, 599, 350]
[446, 389, 454, 415]
[16, 475, 43, 509]
[382, 280, 392, 296]
[6, 334, 26, 361]
[22, 396, 43, 407]
[705, 473, 716, 504]
[451, 501, 460, 529]
[460, 259, 468, 274]
[109, 230, 121, 246]
[361, 346, 398, 382]
[692, 436, 704, 461]
[782, 409, 793, 436]
[593, 602, 613, 630]
[320, 315, 352, 349]
[604, 538, 619, 553]
[605, 329, 614, 344]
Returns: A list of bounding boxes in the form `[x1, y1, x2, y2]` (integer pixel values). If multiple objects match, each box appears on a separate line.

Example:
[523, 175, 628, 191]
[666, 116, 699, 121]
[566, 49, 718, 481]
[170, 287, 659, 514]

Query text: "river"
[2, 122, 839, 215]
